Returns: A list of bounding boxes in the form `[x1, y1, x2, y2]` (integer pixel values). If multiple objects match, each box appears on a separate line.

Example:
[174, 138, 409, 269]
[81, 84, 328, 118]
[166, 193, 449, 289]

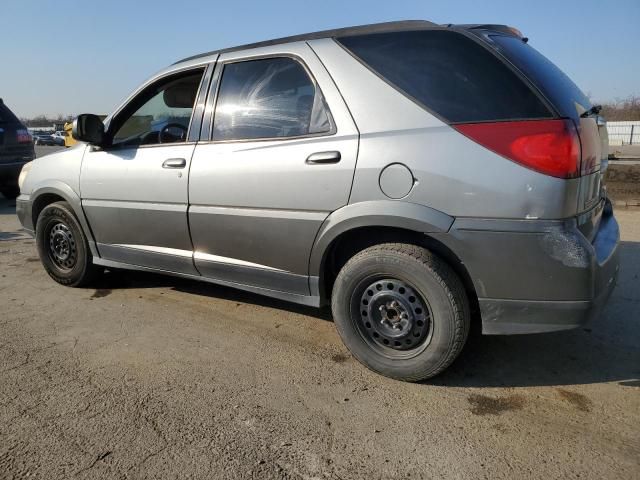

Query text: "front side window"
[213, 57, 332, 141]
[111, 69, 204, 147]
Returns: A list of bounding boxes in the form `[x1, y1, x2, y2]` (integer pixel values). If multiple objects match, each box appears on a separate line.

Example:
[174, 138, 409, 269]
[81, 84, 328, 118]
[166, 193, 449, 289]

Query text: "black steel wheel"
[353, 277, 433, 357]
[36, 201, 101, 287]
[332, 243, 470, 382]
[47, 222, 78, 270]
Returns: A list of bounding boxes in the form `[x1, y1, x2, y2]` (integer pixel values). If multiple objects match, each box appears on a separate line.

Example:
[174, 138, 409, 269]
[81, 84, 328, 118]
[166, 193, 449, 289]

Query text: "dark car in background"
[0, 99, 35, 198]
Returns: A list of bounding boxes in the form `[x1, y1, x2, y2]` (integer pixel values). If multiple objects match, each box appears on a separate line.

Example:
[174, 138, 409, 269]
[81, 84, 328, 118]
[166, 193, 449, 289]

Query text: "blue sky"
[1, 0, 638, 118]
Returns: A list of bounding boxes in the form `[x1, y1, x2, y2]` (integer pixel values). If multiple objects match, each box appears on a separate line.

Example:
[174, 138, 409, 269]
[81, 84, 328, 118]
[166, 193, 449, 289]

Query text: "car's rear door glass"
[212, 57, 332, 141]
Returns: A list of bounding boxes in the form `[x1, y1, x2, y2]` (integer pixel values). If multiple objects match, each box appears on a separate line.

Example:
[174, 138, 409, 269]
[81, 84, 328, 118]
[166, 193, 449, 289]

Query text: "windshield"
[489, 34, 592, 120]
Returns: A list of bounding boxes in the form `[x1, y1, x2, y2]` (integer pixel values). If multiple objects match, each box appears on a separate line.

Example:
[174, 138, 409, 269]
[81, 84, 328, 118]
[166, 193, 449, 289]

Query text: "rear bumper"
[479, 276, 617, 334]
[432, 199, 620, 335]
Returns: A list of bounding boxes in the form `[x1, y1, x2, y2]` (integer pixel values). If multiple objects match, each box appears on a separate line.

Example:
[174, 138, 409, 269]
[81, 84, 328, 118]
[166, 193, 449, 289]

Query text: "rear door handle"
[162, 158, 186, 169]
[306, 151, 341, 164]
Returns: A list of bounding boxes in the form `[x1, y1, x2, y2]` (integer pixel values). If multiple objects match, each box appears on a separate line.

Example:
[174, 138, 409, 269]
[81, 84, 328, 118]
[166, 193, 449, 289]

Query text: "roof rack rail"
[173, 20, 437, 65]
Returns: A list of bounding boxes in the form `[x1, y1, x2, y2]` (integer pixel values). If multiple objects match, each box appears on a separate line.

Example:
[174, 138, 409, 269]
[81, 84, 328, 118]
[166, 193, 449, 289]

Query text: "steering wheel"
[159, 123, 188, 144]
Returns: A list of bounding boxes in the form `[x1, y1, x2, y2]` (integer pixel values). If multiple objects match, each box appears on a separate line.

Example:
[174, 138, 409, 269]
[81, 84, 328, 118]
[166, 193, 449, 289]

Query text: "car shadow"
[0, 231, 28, 241]
[94, 241, 639, 389]
[94, 268, 332, 321]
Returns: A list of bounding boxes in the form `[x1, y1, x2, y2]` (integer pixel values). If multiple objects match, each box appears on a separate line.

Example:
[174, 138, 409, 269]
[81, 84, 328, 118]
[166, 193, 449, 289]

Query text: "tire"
[331, 243, 470, 382]
[35, 201, 101, 287]
[1, 186, 20, 199]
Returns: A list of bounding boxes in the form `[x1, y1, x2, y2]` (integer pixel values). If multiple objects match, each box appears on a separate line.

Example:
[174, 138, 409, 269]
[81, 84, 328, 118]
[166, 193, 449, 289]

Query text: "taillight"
[454, 119, 581, 178]
[17, 129, 33, 144]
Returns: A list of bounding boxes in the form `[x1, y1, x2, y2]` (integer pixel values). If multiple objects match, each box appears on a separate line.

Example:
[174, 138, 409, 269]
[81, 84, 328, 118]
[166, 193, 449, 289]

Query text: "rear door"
[189, 43, 358, 295]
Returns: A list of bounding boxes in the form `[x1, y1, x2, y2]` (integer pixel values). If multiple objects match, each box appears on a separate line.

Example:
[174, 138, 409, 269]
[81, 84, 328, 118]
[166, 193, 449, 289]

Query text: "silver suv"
[16, 21, 619, 381]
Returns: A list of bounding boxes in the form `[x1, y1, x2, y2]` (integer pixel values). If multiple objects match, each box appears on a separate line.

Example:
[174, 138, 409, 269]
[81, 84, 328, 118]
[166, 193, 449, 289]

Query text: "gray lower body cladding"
[432, 201, 619, 334]
[16, 197, 34, 233]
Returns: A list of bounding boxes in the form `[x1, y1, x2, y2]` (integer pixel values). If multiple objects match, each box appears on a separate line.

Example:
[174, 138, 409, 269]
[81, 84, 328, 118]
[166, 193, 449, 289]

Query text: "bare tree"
[600, 96, 640, 121]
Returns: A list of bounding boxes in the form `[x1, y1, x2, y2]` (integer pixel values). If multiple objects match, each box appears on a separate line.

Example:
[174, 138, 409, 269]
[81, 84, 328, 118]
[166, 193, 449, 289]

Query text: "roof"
[173, 20, 437, 65]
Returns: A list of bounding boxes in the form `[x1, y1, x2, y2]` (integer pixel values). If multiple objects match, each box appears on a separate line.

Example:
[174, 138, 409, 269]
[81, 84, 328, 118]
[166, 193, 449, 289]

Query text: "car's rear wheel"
[1, 186, 20, 199]
[36, 201, 101, 286]
[331, 243, 470, 382]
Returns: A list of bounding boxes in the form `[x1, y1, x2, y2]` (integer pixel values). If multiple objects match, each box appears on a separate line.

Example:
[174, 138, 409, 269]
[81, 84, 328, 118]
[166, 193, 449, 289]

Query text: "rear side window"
[337, 30, 552, 123]
[213, 57, 332, 141]
[489, 34, 592, 120]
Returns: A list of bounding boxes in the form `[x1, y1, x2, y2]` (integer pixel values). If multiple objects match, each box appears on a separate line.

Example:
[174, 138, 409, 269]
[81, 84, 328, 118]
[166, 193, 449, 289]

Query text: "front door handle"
[306, 151, 341, 164]
[162, 158, 186, 169]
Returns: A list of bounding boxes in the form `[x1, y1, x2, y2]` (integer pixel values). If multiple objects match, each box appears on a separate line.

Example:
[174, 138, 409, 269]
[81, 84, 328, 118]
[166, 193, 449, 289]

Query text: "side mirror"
[72, 114, 105, 146]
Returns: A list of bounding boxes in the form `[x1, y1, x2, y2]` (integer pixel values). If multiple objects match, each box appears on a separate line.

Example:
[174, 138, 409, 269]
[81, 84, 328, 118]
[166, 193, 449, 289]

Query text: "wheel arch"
[310, 201, 478, 314]
[30, 182, 98, 257]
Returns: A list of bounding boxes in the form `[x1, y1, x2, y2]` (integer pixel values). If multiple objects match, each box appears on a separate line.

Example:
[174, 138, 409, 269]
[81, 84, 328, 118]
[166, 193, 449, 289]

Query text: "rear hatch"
[337, 26, 608, 234]
[472, 29, 609, 238]
[0, 100, 34, 164]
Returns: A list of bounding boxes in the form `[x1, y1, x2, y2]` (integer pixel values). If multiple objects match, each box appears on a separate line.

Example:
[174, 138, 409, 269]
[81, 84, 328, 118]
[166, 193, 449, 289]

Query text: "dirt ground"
[0, 192, 638, 479]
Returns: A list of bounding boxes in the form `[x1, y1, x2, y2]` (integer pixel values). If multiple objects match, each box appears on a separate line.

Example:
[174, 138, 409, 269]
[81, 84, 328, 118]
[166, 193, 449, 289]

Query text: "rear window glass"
[0, 102, 20, 123]
[489, 34, 592, 120]
[337, 30, 552, 123]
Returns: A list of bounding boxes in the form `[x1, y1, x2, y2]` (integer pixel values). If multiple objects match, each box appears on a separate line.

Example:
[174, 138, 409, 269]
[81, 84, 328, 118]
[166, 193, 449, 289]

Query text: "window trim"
[188, 63, 215, 142]
[204, 53, 337, 144]
[103, 65, 209, 151]
[334, 27, 558, 125]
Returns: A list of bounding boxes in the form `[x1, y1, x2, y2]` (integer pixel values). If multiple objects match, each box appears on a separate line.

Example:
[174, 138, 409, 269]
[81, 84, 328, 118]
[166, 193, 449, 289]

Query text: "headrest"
[163, 78, 200, 108]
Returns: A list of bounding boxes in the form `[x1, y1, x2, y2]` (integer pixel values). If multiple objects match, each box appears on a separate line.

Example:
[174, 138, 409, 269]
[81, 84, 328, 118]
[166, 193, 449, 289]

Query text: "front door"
[81, 67, 207, 274]
[189, 46, 359, 296]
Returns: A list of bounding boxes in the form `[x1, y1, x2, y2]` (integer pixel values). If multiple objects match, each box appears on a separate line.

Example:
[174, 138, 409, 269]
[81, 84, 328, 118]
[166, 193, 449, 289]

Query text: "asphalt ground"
[0, 149, 638, 479]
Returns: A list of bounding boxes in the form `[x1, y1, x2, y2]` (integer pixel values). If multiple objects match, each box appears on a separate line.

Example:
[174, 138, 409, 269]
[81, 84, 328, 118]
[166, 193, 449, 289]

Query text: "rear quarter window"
[336, 30, 553, 123]
[488, 34, 592, 120]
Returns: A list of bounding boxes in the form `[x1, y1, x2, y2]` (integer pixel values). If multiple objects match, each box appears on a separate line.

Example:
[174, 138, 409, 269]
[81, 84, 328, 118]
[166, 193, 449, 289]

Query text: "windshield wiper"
[580, 105, 602, 118]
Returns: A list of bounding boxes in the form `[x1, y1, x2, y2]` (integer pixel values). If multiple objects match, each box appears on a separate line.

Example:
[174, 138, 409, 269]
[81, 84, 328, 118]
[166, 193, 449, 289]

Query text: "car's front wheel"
[331, 243, 470, 382]
[35, 201, 101, 286]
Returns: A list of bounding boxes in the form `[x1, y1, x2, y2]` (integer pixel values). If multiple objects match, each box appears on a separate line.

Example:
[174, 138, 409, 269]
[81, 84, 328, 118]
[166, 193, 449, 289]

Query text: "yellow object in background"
[63, 122, 77, 147]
